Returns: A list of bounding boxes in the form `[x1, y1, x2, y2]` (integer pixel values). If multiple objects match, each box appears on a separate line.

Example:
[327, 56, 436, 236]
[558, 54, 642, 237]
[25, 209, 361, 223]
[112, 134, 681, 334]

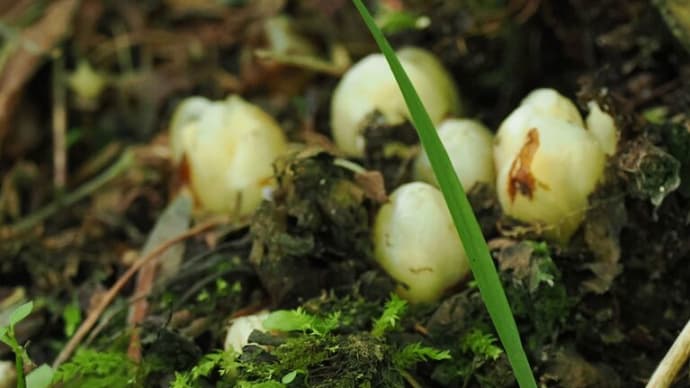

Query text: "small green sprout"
[1, 301, 34, 388]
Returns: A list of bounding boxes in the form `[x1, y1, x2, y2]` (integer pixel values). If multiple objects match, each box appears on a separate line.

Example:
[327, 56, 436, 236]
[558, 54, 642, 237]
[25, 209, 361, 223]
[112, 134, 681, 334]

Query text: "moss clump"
[173, 294, 451, 387]
[499, 241, 571, 353]
[249, 149, 372, 305]
[618, 137, 681, 206]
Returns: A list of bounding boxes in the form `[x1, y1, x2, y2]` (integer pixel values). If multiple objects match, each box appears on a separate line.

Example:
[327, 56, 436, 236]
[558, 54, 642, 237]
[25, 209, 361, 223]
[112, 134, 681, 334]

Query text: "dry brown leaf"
[0, 0, 79, 146]
[542, 347, 621, 388]
[354, 170, 388, 203]
[581, 191, 626, 294]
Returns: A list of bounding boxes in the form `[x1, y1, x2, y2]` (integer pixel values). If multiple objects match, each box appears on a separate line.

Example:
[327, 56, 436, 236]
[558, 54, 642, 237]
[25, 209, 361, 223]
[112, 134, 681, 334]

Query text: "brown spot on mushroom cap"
[176, 153, 203, 206]
[408, 266, 434, 274]
[507, 128, 550, 202]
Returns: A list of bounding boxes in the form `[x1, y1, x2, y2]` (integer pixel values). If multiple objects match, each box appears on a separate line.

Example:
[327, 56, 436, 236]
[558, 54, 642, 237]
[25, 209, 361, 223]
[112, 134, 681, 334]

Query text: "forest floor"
[1, 1, 689, 387]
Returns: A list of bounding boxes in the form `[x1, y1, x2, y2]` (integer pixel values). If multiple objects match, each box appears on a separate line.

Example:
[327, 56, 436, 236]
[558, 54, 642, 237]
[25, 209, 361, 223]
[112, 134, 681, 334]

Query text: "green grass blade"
[351, 1, 537, 387]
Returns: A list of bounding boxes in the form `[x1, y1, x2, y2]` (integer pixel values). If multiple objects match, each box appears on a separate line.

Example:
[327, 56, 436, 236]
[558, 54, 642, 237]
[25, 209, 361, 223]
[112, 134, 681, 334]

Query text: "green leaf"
[9, 301, 33, 327]
[190, 351, 223, 379]
[26, 364, 54, 388]
[263, 309, 339, 337]
[263, 309, 314, 333]
[171, 372, 193, 388]
[351, 1, 537, 387]
[376, 10, 428, 34]
[281, 369, 304, 384]
[62, 301, 82, 337]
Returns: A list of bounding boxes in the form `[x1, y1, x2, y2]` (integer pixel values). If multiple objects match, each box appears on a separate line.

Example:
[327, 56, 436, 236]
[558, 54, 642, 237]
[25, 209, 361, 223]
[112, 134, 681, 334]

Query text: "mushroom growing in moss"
[170, 95, 287, 217]
[373, 182, 470, 303]
[330, 47, 459, 157]
[224, 310, 270, 353]
[493, 88, 618, 242]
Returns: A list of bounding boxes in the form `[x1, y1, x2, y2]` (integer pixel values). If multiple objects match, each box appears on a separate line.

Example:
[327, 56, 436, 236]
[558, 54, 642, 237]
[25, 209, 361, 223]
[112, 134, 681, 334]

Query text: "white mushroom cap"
[330, 47, 459, 157]
[224, 310, 270, 353]
[494, 89, 616, 242]
[520, 88, 584, 127]
[170, 95, 287, 216]
[414, 118, 495, 191]
[586, 101, 618, 156]
[373, 182, 470, 303]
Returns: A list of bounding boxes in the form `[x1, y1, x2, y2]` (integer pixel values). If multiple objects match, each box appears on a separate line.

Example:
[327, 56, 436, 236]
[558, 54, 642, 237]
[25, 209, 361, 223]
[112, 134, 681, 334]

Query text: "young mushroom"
[493, 88, 618, 242]
[414, 118, 495, 191]
[330, 47, 459, 157]
[170, 95, 287, 217]
[224, 310, 270, 353]
[373, 182, 470, 303]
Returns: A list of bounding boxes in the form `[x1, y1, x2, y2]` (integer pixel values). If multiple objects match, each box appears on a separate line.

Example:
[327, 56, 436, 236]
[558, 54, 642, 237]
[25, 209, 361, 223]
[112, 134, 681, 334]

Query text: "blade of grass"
[351, 1, 537, 387]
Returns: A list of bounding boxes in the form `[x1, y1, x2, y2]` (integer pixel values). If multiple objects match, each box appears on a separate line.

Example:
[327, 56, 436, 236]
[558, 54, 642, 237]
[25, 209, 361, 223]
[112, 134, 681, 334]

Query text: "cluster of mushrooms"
[169, 47, 618, 308]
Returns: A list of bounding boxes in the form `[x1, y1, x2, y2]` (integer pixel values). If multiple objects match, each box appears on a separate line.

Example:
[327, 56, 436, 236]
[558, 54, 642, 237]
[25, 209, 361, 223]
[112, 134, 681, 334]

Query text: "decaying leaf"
[124, 166, 195, 340]
[617, 137, 681, 206]
[354, 170, 388, 203]
[655, 0, 690, 52]
[507, 128, 541, 202]
[0, 0, 79, 147]
[582, 186, 627, 294]
[541, 347, 621, 388]
[250, 149, 372, 305]
[362, 111, 419, 190]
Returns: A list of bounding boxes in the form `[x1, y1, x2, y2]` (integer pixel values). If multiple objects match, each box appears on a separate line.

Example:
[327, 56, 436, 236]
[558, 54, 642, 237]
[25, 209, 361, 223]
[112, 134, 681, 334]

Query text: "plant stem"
[3, 149, 135, 237]
[15, 346, 25, 388]
[9, 330, 26, 388]
[646, 317, 690, 388]
[52, 50, 67, 190]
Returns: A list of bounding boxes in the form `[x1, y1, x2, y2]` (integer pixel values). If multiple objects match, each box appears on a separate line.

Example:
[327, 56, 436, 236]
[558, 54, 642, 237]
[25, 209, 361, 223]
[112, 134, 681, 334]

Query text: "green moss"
[53, 349, 142, 387]
[501, 241, 571, 353]
[662, 122, 690, 195]
[619, 137, 681, 206]
[173, 294, 453, 387]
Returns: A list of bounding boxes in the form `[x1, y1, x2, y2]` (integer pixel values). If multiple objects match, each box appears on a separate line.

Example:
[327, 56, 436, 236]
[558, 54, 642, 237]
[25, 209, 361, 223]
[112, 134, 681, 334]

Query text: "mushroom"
[170, 95, 287, 217]
[373, 182, 470, 303]
[330, 47, 459, 157]
[493, 88, 618, 242]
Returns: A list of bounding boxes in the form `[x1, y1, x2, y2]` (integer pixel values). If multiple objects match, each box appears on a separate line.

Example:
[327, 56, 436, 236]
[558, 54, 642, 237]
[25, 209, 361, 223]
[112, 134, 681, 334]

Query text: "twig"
[52, 217, 225, 368]
[646, 318, 690, 388]
[2, 149, 135, 237]
[52, 50, 67, 190]
[399, 370, 423, 388]
[254, 44, 350, 76]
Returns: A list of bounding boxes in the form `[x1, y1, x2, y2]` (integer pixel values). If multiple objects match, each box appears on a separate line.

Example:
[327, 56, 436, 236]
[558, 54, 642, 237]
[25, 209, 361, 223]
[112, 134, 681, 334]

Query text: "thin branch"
[52, 217, 226, 368]
[2, 149, 135, 237]
[646, 318, 690, 388]
[52, 50, 67, 190]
